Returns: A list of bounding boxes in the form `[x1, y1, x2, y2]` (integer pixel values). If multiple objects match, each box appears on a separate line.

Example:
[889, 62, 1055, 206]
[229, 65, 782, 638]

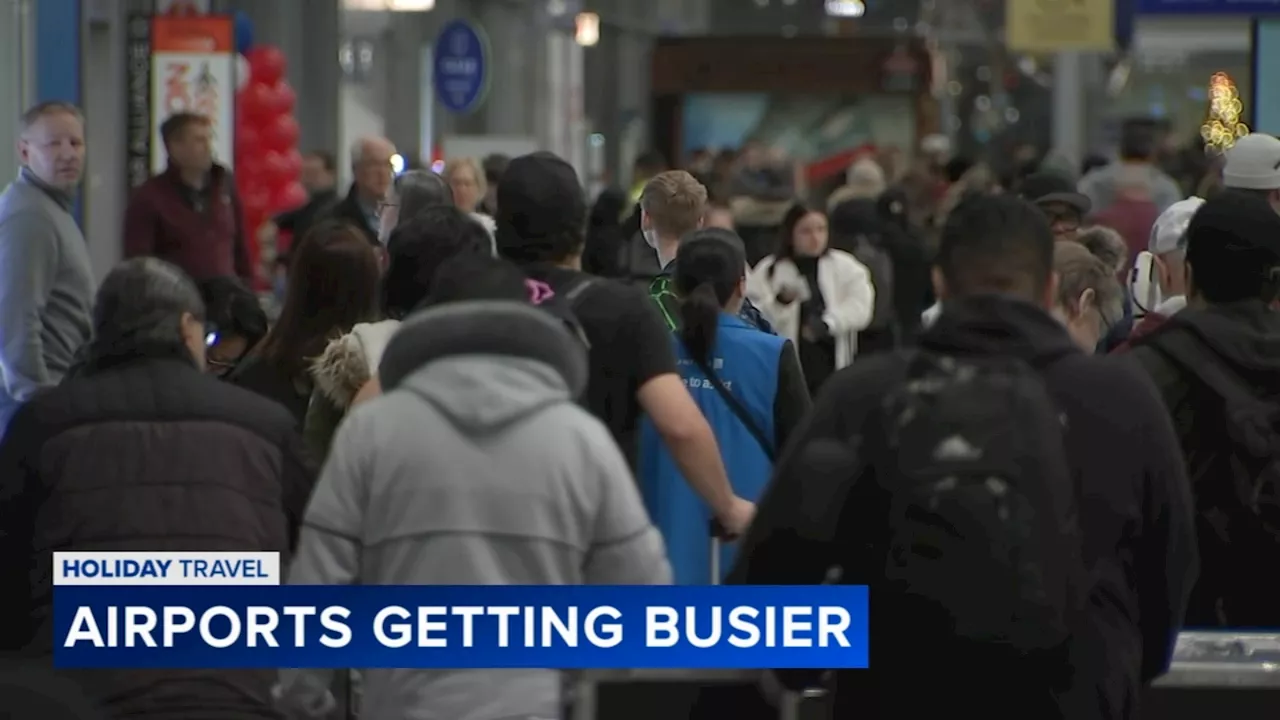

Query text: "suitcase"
[570, 528, 830, 720]
[1143, 632, 1280, 719]
[710, 534, 830, 720]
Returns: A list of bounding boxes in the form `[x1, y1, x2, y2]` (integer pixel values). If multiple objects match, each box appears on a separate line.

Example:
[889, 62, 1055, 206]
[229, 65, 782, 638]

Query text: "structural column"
[0, 0, 35, 175]
[1051, 51, 1086, 172]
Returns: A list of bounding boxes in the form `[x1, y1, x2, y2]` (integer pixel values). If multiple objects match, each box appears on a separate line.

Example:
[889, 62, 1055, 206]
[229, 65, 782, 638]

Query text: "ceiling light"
[825, 0, 865, 17]
[575, 13, 599, 47]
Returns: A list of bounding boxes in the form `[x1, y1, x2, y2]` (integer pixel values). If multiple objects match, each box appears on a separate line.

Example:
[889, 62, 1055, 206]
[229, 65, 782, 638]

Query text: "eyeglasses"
[1044, 210, 1081, 230]
[206, 355, 239, 373]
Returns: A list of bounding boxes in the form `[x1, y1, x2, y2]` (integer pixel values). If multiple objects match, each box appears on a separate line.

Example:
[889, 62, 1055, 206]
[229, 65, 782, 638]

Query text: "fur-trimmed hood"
[310, 319, 401, 409]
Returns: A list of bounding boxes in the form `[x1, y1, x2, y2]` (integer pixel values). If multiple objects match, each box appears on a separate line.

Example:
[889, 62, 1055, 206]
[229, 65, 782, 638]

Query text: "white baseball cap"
[1148, 196, 1206, 255]
[1222, 133, 1280, 190]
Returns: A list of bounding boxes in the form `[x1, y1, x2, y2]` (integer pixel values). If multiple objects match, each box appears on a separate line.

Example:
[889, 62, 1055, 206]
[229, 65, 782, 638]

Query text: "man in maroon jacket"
[122, 112, 251, 284]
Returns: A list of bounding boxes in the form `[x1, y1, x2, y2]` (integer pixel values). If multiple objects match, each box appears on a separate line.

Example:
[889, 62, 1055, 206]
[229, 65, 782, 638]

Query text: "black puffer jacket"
[0, 349, 315, 719]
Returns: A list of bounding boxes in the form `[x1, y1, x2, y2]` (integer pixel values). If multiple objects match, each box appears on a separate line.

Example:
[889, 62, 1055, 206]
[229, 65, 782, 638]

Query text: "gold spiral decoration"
[1201, 72, 1249, 151]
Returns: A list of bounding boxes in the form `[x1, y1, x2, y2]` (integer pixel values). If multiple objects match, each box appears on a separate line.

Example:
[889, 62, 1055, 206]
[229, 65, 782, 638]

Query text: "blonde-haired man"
[627, 170, 774, 334]
[640, 170, 708, 269]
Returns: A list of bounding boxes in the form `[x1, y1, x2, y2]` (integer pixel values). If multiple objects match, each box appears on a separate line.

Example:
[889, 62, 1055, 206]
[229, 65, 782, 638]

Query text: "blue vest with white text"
[639, 312, 787, 584]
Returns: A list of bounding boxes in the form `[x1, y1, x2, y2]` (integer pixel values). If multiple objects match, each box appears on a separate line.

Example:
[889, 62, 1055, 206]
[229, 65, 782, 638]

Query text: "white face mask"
[642, 227, 659, 249]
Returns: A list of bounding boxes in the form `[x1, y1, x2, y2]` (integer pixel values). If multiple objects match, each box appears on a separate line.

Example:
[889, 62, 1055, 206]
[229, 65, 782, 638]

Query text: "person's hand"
[715, 496, 757, 540]
[257, 221, 278, 248]
[257, 223, 279, 278]
[776, 288, 797, 305]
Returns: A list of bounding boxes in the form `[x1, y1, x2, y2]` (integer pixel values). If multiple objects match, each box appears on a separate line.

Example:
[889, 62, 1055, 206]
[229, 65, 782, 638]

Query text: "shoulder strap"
[563, 277, 598, 307]
[1151, 329, 1280, 517]
[1150, 330, 1260, 409]
[682, 342, 777, 463]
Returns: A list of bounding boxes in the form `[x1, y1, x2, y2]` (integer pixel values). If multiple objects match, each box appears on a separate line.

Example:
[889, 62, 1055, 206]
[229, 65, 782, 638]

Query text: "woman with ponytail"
[640, 227, 810, 585]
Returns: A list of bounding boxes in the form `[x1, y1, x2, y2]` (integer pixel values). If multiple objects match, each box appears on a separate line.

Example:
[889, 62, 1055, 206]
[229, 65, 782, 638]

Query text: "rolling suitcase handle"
[709, 519, 727, 584]
[712, 522, 830, 720]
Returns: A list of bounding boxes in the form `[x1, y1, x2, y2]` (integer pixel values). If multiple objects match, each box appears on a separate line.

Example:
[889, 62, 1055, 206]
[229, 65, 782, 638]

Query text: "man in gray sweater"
[0, 102, 95, 434]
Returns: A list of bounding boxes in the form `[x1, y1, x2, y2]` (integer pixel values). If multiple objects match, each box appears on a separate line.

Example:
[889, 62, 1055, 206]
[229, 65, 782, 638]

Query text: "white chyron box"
[54, 552, 281, 586]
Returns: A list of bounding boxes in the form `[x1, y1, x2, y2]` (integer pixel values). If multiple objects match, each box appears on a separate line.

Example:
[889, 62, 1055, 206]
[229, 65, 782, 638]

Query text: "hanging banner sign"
[1006, 0, 1116, 53]
[150, 15, 236, 173]
[1137, 0, 1280, 14]
[156, 0, 210, 14]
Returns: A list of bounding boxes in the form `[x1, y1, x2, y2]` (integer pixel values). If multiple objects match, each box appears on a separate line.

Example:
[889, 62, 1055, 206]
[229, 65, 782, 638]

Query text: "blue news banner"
[54, 585, 869, 670]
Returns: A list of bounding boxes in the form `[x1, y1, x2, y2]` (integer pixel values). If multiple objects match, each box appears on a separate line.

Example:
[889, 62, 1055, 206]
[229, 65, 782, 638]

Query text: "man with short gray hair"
[325, 135, 397, 247]
[0, 101, 95, 436]
[1115, 197, 1205, 352]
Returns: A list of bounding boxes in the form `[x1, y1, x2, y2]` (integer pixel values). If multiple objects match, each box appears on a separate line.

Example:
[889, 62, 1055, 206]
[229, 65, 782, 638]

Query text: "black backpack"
[540, 276, 596, 351]
[1148, 331, 1280, 626]
[848, 233, 896, 332]
[867, 351, 1083, 653]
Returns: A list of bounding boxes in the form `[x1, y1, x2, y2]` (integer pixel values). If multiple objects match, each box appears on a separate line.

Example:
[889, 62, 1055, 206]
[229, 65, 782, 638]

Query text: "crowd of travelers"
[0, 99, 1278, 720]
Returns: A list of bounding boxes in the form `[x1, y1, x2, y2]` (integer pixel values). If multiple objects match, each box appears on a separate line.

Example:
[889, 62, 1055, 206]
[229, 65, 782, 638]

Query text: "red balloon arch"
[236, 45, 304, 287]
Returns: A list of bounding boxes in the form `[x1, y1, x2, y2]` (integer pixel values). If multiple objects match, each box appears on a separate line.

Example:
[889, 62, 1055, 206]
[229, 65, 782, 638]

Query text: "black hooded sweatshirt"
[725, 295, 1197, 720]
[1129, 300, 1280, 629]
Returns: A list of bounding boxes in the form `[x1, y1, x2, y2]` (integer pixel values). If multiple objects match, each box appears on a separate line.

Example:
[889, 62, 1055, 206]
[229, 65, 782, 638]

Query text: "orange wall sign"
[149, 16, 235, 173]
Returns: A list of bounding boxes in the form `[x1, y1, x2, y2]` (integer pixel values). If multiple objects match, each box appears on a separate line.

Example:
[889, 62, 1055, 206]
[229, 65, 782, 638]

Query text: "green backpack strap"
[648, 275, 680, 331]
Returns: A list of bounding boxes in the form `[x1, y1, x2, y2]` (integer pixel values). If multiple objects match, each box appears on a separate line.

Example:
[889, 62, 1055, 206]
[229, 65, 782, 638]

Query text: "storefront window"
[1117, 18, 1252, 146]
[1112, 51, 1251, 147]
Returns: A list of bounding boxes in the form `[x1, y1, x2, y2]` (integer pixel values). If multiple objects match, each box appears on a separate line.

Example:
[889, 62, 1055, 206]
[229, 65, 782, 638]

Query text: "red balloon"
[237, 153, 270, 187]
[247, 45, 287, 86]
[261, 115, 300, 153]
[272, 182, 308, 212]
[263, 149, 302, 187]
[271, 82, 296, 115]
[239, 81, 278, 123]
[241, 186, 272, 218]
[235, 124, 262, 158]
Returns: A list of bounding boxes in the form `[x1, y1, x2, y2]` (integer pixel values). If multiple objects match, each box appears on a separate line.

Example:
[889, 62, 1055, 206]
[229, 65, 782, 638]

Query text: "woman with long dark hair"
[305, 206, 493, 460]
[640, 228, 810, 585]
[747, 203, 875, 393]
[0, 258, 312, 718]
[230, 220, 381, 424]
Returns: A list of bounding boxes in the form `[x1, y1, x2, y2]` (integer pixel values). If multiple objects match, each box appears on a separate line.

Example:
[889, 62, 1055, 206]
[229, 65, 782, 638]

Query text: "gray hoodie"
[280, 301, 671, 720]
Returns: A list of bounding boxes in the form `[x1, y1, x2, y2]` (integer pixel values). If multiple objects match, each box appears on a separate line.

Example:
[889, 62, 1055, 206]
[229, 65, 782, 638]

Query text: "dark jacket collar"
[341, 182, 377, 211]
[78, 343, 199, 377]
[623, 231, 664, 282]
[379, 300, 587, 397]
[1145, 300, 1280, 378]
[311, 187, 339, 205]
[160, 162, 228, 192]
[922, 294, 1081, 366]
[17, 167, 75, 211]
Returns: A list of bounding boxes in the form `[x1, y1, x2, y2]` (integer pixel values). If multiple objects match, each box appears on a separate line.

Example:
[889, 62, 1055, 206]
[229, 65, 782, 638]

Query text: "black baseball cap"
[1186, 189, 1280, 260]
[674, 227, 748, 288]
[495, 152, 587, 264]
[1019, 172, 1091, 216]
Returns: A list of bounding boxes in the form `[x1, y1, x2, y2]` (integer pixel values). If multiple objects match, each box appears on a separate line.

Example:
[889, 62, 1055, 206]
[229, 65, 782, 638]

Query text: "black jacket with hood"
[725, 295, 1197, 720]
[1129, 300, 1280, 629]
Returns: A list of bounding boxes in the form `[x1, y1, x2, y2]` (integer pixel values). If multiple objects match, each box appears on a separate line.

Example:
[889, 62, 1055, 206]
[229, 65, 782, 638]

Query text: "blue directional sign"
[433, 20, 490, 114]
[1137, 0, 1280, 14]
